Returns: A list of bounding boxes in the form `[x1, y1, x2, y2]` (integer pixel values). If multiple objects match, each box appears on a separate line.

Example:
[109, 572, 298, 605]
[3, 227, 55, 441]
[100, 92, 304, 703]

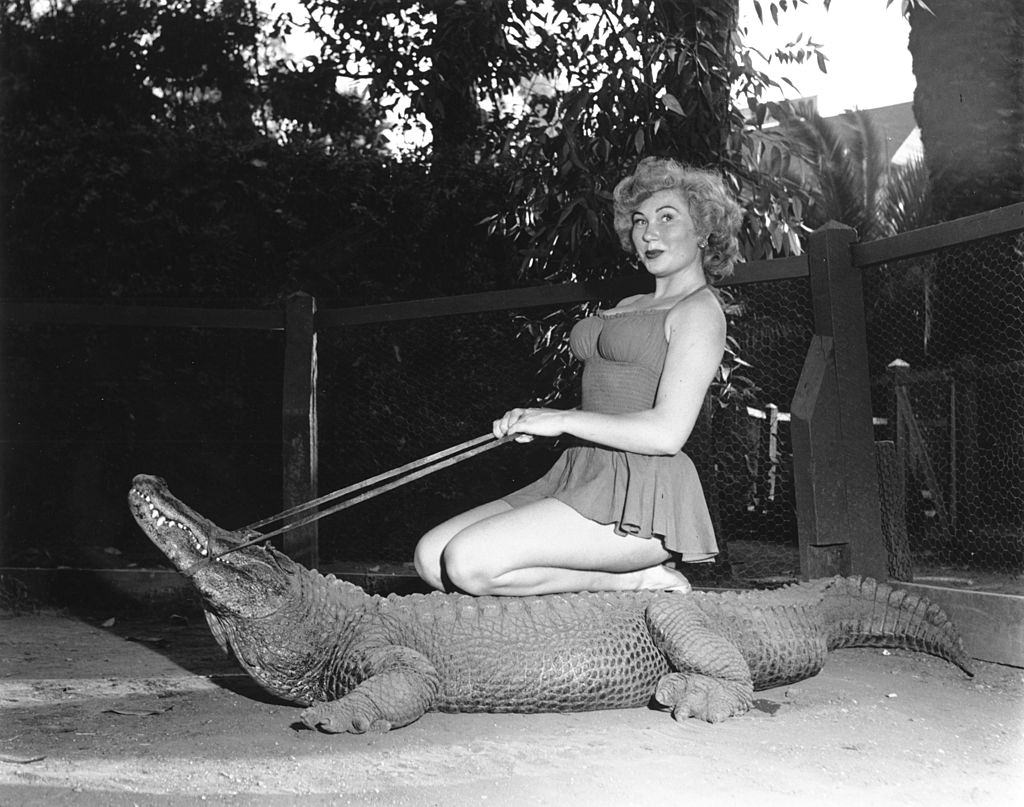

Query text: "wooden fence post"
[791, 223, 888, 580]
[282, 292, 319, 568]
[887, 359, 910, 460]
[875, 439, 912, 581]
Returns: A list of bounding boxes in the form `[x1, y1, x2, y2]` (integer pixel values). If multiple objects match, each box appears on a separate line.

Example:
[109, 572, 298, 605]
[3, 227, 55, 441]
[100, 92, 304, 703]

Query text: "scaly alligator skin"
[129, 474, 974, 734]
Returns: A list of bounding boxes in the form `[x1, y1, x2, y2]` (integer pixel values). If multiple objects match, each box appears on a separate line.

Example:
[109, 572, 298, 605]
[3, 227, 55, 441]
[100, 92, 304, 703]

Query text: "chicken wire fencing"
[315, 277, 815, 586]
[3, 225, 1017, 589]
[699, 277, 813, 583]
[864, 230, 1024, 587]
[316, 229, 1024, 589]
[315, 309, 561, 567]
[0, 288, 810, 583]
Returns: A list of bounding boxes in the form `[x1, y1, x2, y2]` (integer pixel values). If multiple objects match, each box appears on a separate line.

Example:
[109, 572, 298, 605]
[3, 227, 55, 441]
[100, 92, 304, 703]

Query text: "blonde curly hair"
[612, 157, 743, 283]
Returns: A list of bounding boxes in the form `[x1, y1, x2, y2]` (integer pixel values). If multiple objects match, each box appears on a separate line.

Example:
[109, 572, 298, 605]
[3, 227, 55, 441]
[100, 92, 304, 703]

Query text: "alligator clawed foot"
[299, 702, 393, 734]
[654, 672, 753, 724]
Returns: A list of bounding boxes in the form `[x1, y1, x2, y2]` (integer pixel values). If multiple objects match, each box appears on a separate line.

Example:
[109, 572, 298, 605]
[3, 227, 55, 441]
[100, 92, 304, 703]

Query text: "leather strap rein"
[211, 433, 513, 559]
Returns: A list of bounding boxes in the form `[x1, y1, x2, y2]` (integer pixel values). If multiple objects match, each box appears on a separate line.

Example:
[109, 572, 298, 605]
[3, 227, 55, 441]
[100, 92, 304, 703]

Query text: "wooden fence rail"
[3, 203, 1022, 573]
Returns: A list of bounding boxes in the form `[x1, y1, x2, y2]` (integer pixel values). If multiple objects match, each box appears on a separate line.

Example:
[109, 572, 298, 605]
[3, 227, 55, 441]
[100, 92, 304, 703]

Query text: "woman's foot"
[638, 563, 692, 593]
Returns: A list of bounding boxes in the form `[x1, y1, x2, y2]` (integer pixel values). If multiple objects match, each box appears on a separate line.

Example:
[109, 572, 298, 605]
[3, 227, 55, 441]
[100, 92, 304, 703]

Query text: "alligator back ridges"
[820, 576, 975, 676]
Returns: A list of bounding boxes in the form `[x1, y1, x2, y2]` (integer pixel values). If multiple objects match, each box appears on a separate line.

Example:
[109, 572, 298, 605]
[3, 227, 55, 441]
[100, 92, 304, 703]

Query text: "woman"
[414, 156, 743, 596]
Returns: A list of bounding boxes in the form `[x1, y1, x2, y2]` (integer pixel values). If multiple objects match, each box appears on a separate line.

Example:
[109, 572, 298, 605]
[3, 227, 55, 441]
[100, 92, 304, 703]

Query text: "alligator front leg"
[300, 645, 441, 734]
[645, 596, 754, 724]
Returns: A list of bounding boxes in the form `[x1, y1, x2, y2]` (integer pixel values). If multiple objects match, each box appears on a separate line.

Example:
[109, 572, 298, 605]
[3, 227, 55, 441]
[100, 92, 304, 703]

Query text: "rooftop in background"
[832, 101, 920, 165]
[758, 99, 922, 166]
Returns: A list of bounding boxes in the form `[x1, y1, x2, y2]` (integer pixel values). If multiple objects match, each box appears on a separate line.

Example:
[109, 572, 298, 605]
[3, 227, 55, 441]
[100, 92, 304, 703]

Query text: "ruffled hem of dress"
[503, 445, 718, 559]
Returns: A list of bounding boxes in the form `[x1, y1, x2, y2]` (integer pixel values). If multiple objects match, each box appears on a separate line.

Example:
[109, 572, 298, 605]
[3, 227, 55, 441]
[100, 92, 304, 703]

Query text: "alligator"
[129, 474, 974, 734]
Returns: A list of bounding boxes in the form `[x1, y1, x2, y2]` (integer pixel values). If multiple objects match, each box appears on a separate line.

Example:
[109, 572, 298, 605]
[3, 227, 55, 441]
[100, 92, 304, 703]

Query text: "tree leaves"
[662, 92, 685, 116]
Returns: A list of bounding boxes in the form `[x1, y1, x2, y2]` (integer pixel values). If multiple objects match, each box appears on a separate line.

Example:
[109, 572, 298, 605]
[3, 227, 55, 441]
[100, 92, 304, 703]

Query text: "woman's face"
[629, 189, 703, 279]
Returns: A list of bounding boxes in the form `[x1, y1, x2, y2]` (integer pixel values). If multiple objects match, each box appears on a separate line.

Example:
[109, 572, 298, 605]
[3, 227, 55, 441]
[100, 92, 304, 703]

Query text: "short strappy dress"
[502, 298, 718, 562]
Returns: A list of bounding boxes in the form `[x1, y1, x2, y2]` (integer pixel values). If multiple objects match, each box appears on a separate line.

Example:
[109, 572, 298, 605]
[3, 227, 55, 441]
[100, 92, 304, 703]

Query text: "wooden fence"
[4, 202, 1023, 575]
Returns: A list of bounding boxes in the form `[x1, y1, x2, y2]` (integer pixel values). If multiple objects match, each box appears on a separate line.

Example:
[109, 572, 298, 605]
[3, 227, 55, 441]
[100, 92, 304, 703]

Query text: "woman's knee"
[415, 500, 513, 592]
[441, 534, 500, 596]
[413, 527, 450, 590]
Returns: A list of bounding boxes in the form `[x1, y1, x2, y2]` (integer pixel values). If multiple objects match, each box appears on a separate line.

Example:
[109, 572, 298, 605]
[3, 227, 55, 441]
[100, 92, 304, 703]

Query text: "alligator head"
[129, 474, 298, 638]
[131, 475, 378, 707]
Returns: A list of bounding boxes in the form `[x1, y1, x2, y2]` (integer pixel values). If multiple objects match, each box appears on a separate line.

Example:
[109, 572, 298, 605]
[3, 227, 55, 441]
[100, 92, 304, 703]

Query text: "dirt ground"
[1, 605, 1022, 807]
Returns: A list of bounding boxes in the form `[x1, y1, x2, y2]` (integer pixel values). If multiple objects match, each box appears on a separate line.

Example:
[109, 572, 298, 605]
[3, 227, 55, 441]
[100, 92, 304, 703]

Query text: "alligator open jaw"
[131, 486, 211, 556]
[128, 474, 238, 571]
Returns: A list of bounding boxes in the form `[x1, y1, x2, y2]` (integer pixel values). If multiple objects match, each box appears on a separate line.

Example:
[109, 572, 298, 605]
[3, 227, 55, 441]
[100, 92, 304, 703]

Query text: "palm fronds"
[768, 103, 930, 240]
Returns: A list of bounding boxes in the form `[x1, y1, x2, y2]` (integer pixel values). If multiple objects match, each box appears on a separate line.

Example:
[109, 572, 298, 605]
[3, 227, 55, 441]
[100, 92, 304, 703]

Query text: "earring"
[698, 240, 708, 249]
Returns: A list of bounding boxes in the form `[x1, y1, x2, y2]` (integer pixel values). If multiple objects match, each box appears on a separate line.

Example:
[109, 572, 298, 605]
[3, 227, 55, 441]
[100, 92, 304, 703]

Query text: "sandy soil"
[1, 608, 1022, 807]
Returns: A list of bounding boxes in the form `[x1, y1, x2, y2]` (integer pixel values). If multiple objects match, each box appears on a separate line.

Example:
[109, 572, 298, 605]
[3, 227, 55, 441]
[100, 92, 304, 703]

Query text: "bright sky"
[737, 0, 916, 115]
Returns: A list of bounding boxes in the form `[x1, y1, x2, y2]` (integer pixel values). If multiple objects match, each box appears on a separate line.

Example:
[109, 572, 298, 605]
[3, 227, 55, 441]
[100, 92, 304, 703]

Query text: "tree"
[902, 0, 1023, 369]
[0, 0, 385, 143]
[482, 1, 818, 283]
[0, 0, 278, 131]
[753, 101, 936, 373]
[0, 0, 524, 568]
[294, 0, 549, 162]
[906, 0, 1023, 221]
[766, 101, 931, 239]
[1, 0, 165, 124]
[903, 0, 1024, 546]
[468, 1, 817, 407]
[0, 0, 394, 299]
[292, 1, 819, 269]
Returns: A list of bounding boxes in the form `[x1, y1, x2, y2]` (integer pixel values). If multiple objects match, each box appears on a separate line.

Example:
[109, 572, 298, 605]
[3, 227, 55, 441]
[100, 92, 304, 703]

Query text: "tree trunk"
[908, 0, 1024, 506]
[908, 0, 1024, 221]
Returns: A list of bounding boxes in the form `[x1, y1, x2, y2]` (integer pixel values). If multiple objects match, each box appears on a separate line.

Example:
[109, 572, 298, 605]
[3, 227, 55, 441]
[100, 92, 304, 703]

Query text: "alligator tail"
[819, 576, 975, 677]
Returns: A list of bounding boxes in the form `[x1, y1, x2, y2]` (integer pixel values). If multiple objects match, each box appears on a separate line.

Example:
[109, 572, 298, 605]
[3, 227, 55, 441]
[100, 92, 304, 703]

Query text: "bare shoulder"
[664, 288, 726, 342]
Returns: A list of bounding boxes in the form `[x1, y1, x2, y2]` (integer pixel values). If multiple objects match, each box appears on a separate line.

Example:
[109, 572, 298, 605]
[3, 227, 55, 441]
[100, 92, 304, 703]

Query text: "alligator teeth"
[133, 493, 219, 560]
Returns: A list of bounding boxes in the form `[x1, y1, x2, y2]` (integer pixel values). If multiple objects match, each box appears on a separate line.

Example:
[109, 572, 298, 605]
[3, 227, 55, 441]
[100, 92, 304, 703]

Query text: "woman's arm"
[497, 296, 726, 455]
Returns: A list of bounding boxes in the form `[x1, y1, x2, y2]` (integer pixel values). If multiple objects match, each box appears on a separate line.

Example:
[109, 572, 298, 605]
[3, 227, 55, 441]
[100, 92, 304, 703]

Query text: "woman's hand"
[493, 408, 568, 442]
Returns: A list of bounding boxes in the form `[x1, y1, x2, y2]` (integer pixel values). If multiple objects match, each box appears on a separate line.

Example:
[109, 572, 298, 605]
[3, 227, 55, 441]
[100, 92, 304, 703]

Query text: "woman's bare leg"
[440, 498, 690, 596]
[413, 500, 513, 590]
